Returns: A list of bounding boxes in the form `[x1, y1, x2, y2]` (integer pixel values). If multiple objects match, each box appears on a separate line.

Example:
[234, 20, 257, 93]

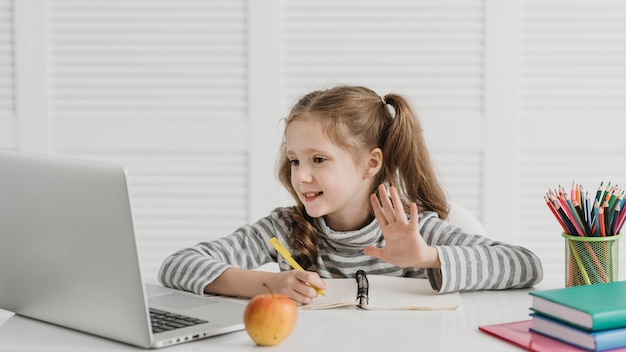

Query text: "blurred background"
[1, 0, 625, 285]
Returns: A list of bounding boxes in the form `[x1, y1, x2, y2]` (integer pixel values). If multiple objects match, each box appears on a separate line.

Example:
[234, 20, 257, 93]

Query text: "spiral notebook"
[301, 275, 461, 311]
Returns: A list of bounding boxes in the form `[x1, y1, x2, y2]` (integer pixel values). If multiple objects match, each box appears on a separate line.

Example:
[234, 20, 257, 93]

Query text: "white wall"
[3, 0, 626, 285]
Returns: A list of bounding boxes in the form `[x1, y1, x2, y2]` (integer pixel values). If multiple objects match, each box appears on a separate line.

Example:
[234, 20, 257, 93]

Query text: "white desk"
[0, 283, 559, 352]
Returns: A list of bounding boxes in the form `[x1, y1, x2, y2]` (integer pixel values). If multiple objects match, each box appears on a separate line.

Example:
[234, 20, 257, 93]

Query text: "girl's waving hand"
[364, 184, 440, 269]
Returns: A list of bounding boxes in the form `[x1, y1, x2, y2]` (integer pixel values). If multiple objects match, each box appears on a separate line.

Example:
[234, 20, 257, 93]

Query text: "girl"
[158, 85, 543, 305]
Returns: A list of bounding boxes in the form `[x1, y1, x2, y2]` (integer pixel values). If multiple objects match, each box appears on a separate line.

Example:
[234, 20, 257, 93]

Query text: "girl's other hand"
[364, 184, 440, 269]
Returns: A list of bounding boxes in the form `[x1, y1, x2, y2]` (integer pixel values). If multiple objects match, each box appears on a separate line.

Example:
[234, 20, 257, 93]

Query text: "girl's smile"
[303, 191, 323, 202]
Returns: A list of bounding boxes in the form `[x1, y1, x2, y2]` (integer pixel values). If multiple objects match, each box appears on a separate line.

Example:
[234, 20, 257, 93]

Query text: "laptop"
[0, 150, 246, 348]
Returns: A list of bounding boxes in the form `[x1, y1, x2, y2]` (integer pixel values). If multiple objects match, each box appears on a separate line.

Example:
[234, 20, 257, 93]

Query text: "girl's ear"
[363, 148, 383, 178]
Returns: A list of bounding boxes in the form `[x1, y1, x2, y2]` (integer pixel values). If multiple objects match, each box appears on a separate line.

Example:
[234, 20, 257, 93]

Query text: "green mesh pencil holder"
[563, 232, 621, 287]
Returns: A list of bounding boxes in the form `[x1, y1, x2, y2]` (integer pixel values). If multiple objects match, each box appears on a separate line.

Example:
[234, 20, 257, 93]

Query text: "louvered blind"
[281, 0, 485, 217]
[11, 0, 625, 286]
[0, 0, 14, 148]
[518, 0, 626, 283]
[48, 0, 248, 279]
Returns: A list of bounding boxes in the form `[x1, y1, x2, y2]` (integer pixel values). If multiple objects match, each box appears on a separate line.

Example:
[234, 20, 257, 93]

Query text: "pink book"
[479, 320, 626, 352]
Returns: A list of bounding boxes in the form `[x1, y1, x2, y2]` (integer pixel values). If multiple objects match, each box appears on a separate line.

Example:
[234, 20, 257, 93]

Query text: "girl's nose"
[293, 165, 312, 184]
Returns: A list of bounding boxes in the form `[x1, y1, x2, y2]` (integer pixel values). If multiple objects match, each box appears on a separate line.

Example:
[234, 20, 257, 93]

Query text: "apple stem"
[262, 282, 275, 297]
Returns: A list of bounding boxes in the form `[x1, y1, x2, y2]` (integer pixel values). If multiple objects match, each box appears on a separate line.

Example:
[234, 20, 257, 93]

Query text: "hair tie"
[381, 95, 395, 118]
[380, 96, 396, 119]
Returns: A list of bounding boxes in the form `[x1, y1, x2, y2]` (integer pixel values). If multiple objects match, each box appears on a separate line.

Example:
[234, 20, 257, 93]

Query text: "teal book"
[529, 281, 626, 331]
[530, 314, 626, 352]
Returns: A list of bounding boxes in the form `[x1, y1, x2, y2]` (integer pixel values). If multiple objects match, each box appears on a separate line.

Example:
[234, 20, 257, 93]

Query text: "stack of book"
[529, 281, 626, 351]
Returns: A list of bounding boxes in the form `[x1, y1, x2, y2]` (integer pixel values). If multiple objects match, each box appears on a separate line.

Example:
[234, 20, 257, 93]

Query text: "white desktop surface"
[0, 283, 559, 352]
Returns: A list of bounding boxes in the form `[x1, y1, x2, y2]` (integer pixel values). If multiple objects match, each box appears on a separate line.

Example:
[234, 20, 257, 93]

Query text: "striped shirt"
[158, 207, 543, 294]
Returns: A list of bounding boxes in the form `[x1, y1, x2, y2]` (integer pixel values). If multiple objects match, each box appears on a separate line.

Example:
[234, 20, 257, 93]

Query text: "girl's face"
[285, 118, 380, 231]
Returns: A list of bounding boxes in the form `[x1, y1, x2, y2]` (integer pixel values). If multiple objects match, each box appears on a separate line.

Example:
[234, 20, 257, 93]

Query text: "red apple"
[243, 284, 298, 346]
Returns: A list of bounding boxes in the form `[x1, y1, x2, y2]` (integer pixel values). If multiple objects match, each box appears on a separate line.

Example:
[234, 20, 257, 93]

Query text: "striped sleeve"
[157, 209, 290, 295]
[421, 215, 543, 293]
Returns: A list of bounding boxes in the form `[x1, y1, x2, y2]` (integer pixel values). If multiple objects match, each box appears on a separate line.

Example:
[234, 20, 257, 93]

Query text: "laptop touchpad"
[149, 292, 218, 311]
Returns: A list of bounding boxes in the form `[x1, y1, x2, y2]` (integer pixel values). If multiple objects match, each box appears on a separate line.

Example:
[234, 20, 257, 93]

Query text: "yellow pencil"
[269, 237, 326, 296]
[569, 241, 591, 285]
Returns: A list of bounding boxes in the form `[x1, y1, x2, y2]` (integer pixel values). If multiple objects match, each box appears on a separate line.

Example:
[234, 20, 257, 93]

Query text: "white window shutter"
[48, 0, 248, 279]
[518, 0, 626, 283]
[281, 0, 485, 218]
[7, 0, 625, 286]
[0, 0, 14, 148]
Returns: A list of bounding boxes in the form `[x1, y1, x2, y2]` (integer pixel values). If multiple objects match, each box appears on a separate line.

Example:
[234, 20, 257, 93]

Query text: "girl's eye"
[313, 156, 326, 164]
[289, 159, 299, 167]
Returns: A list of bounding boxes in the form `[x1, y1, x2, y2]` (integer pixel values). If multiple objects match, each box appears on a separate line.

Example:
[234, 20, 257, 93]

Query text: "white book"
[302, 275, 461, 311]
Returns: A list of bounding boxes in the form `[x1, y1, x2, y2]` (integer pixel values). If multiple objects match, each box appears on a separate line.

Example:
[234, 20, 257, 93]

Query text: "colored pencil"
[545, 182, 625, 237]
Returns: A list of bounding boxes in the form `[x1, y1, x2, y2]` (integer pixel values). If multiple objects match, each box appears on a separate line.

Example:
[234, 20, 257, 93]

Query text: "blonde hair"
[277, 85, 448, 268]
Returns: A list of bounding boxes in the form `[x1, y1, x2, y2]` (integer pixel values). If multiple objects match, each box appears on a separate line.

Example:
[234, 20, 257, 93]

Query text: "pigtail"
[381, 94, 449, 220]
[287, 205, 318, 270]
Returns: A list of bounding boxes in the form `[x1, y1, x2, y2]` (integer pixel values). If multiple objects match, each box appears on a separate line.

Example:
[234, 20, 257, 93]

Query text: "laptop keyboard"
[149, 307, 209, 334]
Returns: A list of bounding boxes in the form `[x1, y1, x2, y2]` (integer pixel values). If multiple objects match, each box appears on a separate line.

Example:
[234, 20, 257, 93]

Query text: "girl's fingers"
[378, 184, 408, 224]
[373, 184, 415, 226]
[378, 184, 391, 208]
[408, 202, 419, 229]
[389, 186, 408, 223]
[371, 193, 387, 225]
[377, 184, 396, 222]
